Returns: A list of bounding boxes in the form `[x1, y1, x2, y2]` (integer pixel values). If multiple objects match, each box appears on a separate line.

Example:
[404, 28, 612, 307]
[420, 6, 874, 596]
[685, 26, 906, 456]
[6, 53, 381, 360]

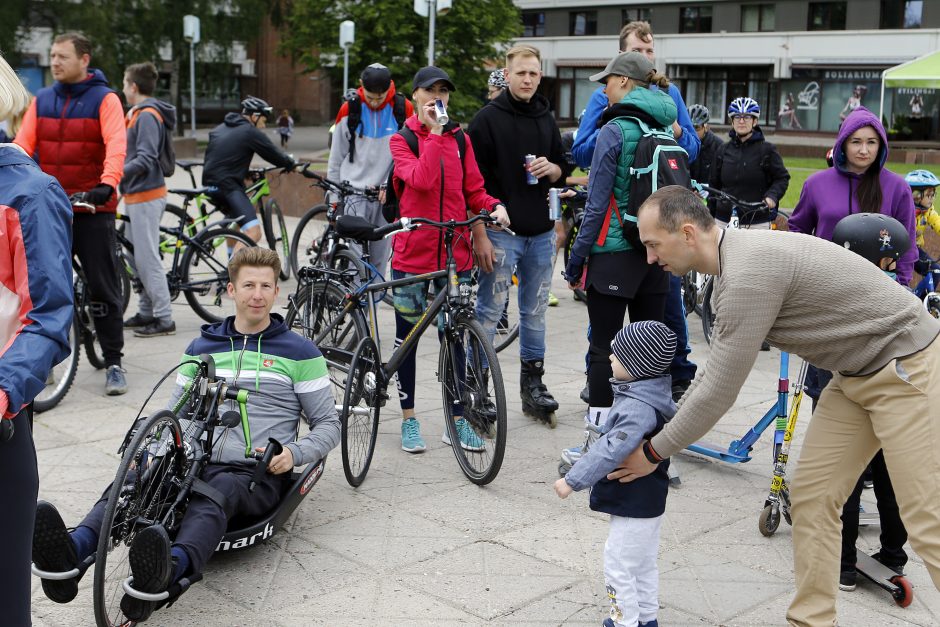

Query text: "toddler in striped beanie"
[610, 320, 677, 382]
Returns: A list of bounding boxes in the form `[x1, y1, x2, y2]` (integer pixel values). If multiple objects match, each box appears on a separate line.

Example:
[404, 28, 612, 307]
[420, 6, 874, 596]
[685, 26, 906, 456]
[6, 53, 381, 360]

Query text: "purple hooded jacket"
[789, 107, 917, 284]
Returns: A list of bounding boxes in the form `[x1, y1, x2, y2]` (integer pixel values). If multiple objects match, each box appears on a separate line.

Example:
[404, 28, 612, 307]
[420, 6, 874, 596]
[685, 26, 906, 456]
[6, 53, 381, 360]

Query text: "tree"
[278, 0, 520, 119]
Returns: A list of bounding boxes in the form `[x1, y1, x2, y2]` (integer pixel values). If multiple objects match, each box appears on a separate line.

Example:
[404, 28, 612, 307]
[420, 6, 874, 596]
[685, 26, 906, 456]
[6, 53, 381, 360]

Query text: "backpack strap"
[345, 94, 362, 163]
[596, 194, 620, 247]
[128, 106, 163, 128]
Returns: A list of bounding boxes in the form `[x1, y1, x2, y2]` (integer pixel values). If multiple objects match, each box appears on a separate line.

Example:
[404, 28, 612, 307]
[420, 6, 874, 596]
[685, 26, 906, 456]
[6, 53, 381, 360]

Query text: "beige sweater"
[652, 228, 940, 458]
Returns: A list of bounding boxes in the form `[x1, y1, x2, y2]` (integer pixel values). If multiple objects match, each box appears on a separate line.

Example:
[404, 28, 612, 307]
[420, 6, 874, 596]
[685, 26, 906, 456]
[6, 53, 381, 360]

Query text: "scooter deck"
[855, 551, 914, 607]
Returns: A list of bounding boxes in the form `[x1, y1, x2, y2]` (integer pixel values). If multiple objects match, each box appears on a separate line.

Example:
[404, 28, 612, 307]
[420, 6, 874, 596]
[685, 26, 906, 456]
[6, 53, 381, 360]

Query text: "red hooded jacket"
[389, 115, 502, 274]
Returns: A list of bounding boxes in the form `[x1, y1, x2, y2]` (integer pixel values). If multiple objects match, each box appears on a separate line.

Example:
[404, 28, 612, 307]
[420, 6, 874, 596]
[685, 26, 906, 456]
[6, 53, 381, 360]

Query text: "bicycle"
[32, 354, 325, 627]
[288, 167, 382, 278]
[913, 251, 940, 318]
[285, 212, 508, 487]
[115, 198, 256, 323]
[560, 186, 588, 304]
[168, 161, 292, 280]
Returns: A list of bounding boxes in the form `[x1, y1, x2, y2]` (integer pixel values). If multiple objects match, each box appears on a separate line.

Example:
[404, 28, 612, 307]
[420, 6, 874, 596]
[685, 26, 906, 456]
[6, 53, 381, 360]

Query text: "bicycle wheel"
[33, 319, 80, 413]
[262, 198, 291, 281]
[493, 279, 519, 354]
[341, 336, 382, 487]
[74, 273, 107, 370]
[285, 280, 368, 394]
[563, 224, 588, 304]
[701, 277, 715, 344]
[289, 204, 329, 276]
[93, 410, 189, 627]
[440, 314, 507, 485]
[180, 228, 256, 323]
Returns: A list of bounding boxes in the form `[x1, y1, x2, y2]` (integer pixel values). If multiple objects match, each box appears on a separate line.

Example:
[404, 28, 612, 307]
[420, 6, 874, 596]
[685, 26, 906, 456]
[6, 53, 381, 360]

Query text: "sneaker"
[760, 340, 771, 351]
[441, 418, 486, 452]
[839, 569, 857, 591]
[401, 418, 426, 453]
[863, 479, 874, 489]
[579, 384, 590, 404]
[134, 319, 176, 338]
[105, 365, 128, 396]
[871, 551, 906, 575]
[548, 292, 559, 307]
[121, 525, 173, 622]
[640, 621, 659, 627]
[561, 445, 582, 466]
[32, 501, 81, 604]
[123, 313, 155, 328]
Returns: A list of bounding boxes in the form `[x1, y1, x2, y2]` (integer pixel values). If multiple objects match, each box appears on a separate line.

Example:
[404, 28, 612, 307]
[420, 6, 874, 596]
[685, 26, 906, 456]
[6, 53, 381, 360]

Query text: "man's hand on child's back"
[554, 478, 573, 499]
[607, 445, 657, 483]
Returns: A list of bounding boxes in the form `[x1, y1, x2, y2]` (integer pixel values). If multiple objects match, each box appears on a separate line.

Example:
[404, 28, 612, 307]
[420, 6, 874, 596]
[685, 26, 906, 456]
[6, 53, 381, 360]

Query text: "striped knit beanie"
[611, 321, 677, 380]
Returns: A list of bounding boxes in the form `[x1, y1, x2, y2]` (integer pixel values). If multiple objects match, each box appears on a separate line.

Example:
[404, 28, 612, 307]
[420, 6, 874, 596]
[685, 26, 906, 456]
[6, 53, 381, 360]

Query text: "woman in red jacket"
[389, 66, 509, 454]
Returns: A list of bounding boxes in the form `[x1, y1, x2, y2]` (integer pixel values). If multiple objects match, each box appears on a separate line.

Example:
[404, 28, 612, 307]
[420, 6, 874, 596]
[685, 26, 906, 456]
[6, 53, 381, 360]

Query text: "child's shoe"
[839, 568, 857, 591]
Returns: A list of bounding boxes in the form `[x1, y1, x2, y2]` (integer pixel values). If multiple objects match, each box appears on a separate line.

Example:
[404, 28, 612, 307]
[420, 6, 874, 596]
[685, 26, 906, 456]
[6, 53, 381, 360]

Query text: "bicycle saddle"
[168, 187, 214, 198]
[175, 159, 203, 171]
[335, 215, 384, 241]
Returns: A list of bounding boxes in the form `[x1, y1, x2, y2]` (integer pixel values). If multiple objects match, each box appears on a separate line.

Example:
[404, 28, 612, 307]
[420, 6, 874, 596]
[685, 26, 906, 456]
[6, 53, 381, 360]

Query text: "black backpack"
[612, 116, 691, 248]
[382, 125, 467, 223]
[346, 92, 407, 163]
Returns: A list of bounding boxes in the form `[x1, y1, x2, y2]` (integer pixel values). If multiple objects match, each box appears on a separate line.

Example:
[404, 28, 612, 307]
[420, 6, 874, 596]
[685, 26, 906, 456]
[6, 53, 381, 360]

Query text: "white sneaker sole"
[401, 442, 426, 453]
[441, 432, 485, 452]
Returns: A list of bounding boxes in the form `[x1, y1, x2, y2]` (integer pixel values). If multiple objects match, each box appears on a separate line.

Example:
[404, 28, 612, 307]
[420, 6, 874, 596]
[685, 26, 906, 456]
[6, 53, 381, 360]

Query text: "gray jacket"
[121, 97, 176, 195]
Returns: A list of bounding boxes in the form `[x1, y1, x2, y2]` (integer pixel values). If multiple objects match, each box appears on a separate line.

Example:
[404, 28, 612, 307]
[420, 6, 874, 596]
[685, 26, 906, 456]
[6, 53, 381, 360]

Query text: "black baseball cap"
[360, 63, 392, 92]
[412, 66, 456, 92]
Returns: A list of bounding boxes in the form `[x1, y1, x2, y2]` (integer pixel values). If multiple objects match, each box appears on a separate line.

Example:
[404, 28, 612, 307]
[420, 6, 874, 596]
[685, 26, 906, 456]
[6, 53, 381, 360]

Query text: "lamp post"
[414, 0, 452, 66]
[339, 20, 355, 94]
[182, 15, 200, 136]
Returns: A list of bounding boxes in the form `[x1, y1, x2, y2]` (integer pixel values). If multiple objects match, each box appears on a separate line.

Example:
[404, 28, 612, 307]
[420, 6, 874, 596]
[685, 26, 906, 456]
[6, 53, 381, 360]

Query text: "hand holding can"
[434, 99, 449, 126]
[548, 188, 561, 220]
[524, 154, 538, 185]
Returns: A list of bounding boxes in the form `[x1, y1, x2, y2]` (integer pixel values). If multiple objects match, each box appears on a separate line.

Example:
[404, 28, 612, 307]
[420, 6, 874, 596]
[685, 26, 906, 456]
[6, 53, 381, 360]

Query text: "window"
[622, 7, 652, 25]
[741, 4, 776, 32]
[880, 1, 923, 29]
[807, 2, 847, 30]
[569, 11, 598, 36]
[680, 6, 713, 33]
[522, 11, 545, 37]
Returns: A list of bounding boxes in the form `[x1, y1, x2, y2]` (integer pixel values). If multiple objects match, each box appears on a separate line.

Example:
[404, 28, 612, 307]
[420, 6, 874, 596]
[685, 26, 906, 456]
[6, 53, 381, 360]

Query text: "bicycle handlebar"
[68, 193, 96, 212]
[393, 211, 515, 237]
[694, 184, 769, 210]
[297, 164, 381, 200]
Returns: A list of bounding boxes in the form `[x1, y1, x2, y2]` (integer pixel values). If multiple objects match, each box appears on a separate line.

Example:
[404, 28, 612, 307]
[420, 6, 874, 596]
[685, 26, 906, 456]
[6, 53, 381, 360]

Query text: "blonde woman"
[0, 51, 73, 625]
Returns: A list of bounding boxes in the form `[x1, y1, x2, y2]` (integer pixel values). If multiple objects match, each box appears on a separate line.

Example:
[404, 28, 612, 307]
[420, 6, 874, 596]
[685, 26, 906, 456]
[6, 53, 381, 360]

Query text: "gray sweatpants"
[125, 197, 172, 321]
[344, 195, 390, 280]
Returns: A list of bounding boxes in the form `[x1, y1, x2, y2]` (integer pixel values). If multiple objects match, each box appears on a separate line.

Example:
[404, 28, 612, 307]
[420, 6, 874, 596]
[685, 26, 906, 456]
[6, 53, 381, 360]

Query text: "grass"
[780, 157, 923, 210]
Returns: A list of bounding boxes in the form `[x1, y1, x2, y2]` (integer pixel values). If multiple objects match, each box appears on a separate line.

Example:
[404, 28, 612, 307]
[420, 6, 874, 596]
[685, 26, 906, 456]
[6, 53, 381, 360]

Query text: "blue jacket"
[565, 375, 676, 518]
[572, 83, 699, 169]
[0, 145, 73, 416]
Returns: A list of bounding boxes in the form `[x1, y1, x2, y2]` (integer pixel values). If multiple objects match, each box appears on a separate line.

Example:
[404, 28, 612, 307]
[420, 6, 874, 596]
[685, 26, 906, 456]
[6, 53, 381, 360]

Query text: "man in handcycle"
[31, 248, 340, 622]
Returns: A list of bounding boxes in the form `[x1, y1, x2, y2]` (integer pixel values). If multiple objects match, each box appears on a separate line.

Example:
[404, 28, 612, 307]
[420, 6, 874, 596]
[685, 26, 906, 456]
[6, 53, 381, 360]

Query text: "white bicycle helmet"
[905, 169, 940, 189]
[688, 104, 709, 126]
[728, 97, 760, 118]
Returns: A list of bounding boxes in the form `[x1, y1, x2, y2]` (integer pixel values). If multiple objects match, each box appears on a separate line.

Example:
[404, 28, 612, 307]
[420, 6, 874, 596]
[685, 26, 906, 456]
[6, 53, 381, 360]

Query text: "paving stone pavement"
[29, 177, 940, 626]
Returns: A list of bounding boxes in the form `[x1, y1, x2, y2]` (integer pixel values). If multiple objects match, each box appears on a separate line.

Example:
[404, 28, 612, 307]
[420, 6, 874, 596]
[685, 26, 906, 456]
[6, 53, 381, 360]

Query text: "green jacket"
[591, 87, 677, 255]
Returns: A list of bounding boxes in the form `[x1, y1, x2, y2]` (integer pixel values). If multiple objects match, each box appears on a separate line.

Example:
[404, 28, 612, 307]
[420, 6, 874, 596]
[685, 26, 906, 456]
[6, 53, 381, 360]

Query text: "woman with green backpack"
[562, 51, 677, 436]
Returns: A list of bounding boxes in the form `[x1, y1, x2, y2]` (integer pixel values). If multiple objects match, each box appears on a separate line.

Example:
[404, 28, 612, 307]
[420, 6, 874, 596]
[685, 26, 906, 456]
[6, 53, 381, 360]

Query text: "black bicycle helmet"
[241, 96, 273, 118]
[831, 213, 911, 265]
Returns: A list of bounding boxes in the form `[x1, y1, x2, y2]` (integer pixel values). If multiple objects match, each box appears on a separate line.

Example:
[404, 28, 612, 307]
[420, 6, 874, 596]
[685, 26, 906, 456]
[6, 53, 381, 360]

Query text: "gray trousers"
[344, 196, 390, 280]
[126, 197, 172, 321]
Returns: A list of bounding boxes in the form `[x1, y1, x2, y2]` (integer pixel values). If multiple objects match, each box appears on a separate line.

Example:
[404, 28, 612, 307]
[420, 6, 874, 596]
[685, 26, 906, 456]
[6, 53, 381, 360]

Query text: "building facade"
[515, 0, 940, 139]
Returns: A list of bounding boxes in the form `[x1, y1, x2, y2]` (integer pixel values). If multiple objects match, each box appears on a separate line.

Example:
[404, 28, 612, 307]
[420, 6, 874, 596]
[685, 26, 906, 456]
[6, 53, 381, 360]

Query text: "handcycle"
[285, 212, 508, 486]
[31, 354, 326, 627]
[115, 196, 257, 323]
[167, 160, 292, 280]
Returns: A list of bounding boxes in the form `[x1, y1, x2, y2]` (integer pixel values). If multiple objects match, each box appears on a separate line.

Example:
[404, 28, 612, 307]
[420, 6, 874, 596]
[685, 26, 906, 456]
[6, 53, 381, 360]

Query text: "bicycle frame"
[685, 352, 794, 464]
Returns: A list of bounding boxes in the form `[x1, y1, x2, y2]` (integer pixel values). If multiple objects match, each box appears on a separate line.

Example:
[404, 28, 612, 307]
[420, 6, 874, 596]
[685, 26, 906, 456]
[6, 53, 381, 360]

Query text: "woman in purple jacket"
[788, 106, 915, 592]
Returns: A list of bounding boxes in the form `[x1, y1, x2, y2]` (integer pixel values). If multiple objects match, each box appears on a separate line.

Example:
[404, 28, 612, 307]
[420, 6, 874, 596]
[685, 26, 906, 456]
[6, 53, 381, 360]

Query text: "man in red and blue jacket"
[16, 32, 129, 395]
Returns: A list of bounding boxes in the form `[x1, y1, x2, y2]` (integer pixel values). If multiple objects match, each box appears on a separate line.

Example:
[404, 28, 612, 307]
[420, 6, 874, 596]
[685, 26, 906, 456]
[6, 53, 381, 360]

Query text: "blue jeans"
[665, 274, 697, 383]
[476, 229, 554, 361]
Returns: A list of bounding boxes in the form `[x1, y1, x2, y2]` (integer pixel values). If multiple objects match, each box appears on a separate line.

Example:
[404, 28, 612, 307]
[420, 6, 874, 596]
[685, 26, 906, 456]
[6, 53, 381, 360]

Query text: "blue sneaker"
[401, 418, 426, 453]
[442, 418, 485, 452]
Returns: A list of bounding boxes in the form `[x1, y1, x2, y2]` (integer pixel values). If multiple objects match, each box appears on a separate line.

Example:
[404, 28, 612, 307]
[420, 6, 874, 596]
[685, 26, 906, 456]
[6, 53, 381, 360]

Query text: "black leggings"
[586, 286, 666, 407]
[0, 408, 38, 626]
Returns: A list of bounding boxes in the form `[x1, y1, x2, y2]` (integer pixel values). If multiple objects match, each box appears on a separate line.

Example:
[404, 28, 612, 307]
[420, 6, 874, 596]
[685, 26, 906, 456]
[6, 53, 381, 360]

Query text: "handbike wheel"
[758, 504, 780, 537]
[180, 228, 256, 323]
[263, 198, 291, 281]
[890, 575, 914, 608]
[440, 315, 507, 485]
[341, 336, 382, 487]
[33, 319, 80, 413]
[289, 204, 329, 277]
[93, 410, 189, 627]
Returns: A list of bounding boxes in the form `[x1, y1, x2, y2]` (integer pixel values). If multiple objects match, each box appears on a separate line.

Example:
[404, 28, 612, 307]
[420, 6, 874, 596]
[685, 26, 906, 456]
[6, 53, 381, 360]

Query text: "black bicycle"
[285, 212, 508, 486]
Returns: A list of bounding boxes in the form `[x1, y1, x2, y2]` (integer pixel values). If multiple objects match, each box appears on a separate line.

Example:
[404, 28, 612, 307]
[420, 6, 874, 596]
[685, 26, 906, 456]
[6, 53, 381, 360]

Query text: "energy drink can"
[434, 99, 449, 126]
[548, 188, 561, 220]
[524, 154, 538, 185]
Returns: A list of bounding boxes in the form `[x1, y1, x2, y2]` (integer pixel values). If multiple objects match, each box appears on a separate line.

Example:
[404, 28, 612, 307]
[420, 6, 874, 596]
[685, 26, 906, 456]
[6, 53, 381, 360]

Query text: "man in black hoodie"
[468, 44, 571, 425]
[202, 96, 295, 243]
